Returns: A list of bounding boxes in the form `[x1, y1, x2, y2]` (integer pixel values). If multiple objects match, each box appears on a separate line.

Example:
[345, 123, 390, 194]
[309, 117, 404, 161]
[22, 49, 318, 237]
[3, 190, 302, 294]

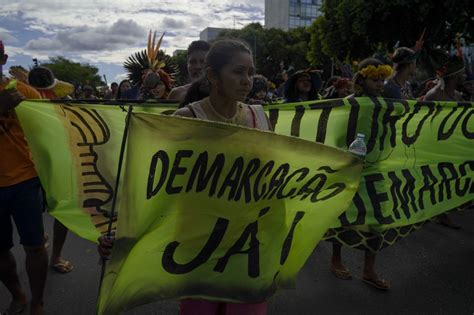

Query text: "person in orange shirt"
[0, 41, 47, 315]
[26, 66, 75, 274]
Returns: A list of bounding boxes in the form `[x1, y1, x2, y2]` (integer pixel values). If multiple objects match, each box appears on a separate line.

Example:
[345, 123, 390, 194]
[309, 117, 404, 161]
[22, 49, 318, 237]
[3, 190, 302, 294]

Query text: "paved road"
[1, 210, 473, 315]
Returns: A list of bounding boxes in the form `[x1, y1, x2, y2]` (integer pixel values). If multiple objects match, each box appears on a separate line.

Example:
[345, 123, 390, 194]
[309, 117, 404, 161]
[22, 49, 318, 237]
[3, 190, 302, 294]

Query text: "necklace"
[206, 98, 242, 123]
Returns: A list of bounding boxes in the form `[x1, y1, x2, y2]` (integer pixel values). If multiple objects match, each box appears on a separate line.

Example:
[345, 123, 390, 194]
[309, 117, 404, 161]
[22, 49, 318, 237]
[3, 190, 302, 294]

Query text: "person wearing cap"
[0, 41, 48, 315]
[424, 54, 466, 102]
[25, 66, 74, 100]
[283, 69, 322, 103]
[27, 66, 76, 274]
[383, 47, 418, 99]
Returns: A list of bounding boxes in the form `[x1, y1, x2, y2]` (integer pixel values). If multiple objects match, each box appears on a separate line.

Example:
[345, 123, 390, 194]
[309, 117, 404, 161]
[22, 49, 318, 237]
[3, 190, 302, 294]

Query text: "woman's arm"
[173, 107, 195, 118]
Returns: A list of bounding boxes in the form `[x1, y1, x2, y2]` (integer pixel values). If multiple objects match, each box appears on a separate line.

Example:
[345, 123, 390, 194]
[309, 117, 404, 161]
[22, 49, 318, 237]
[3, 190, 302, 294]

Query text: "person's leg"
[50, 219, 73, 273]
[0, 186, 28, 312]
[362, 251, 389, 290]
[24, 245, 47, 314]
[10, 178, 48, 313]
[436, 213, 461, 229]
[330, 242, 351, 279]
[0, 249, 28, 308]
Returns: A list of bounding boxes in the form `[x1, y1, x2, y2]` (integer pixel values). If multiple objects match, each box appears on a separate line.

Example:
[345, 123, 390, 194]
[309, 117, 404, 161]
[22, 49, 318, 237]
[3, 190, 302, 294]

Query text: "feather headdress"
[123, 30, 178, 89]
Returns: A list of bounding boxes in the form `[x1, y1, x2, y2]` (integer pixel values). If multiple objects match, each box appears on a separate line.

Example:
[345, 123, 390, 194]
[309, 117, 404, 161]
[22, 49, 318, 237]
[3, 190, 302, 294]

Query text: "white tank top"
[185, 97, 271, 131]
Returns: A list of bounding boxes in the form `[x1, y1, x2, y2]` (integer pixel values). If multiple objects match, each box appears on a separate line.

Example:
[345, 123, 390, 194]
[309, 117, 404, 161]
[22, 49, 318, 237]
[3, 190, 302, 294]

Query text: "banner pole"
[96, 104, 134, 313]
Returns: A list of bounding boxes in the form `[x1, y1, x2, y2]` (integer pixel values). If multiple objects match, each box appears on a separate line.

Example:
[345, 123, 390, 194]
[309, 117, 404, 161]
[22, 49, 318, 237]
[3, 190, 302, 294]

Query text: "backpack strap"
[248, 104, 270, 131]
[186, 102, 206, 119]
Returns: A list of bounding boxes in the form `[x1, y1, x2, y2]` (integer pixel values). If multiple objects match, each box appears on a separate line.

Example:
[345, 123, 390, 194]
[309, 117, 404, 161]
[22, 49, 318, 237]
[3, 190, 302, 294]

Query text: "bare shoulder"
[454, 90, 463, 101]
[423, 88, 440, 101]
[246, 103, 273, 131]
[173, 107, 195, 118]
[168, 84, 191, 101]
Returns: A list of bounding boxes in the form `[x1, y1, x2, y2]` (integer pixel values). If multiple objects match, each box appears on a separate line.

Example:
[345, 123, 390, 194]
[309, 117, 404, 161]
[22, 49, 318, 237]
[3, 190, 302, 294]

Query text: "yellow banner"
[98, 114, 362, 314]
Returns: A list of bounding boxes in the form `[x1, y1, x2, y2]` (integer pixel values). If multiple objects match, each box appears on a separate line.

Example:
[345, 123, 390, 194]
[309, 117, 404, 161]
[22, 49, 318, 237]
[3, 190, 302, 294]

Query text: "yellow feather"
[145, 30, 166, 70]
[147, 30, 152, 59]
[155, 32, 165, 54]
[150, 31, 157, 62]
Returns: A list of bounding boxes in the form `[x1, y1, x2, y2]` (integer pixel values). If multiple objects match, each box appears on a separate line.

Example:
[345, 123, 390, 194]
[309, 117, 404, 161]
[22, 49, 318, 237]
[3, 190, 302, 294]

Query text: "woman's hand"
[98, 233, 115, 259]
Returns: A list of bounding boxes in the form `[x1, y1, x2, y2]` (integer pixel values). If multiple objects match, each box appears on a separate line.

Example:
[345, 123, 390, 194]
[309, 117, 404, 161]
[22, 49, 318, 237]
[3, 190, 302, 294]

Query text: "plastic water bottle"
[348, 133, 367, 158]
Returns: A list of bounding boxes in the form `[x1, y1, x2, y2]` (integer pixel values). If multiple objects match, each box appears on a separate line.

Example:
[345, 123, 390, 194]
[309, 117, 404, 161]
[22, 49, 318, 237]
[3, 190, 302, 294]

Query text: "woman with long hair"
[175, 39, 270, 132]
[383, 47, 418, 99]
[175, 39, 272, 314]
[100, 39, 271, 315]
[283, 70, 322, 103]
[115, 79, 131, 100]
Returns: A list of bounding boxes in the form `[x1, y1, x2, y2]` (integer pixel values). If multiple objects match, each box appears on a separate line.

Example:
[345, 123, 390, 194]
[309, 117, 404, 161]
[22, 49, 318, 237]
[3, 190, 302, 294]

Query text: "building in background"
[265, 0, 323, 30]
[199, 27, 232, 42]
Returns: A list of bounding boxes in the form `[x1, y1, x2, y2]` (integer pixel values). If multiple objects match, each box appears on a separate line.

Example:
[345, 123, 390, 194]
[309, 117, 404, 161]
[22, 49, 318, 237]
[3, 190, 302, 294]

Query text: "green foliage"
[170, 51, 188, 86]
[41, 56, 103, 87]
[307, 17, 333, 76]
[309, 0, 473, 75]
[217, 23, 311, 83]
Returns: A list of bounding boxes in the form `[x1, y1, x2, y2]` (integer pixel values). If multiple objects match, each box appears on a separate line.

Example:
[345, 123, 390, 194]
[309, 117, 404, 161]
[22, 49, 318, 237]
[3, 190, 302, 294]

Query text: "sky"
[0, 0, 264, 85]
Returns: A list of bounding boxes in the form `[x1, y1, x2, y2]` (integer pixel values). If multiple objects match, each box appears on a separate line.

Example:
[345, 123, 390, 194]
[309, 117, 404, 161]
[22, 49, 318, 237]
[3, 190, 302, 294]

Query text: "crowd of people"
[81, 42, 473, 105]
[0, 31, 473, 315]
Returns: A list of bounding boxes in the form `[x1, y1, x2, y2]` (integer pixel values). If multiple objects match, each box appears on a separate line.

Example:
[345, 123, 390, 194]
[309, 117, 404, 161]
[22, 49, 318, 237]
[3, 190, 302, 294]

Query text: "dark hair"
[353, 58, 384, 97]
[28, 66, 55, 89]
[179, 79, 210, 108]
[391, 47, 417, 72]
[206, 39, 252, 75]
[111, 82, 118, 87]
[323, 77, 352, 99]
[188, 40, 211, 56]
[284, 71, 322, 103]
[116, 79, 130, 100]
[181, 39, 253, 106]
[248, 74, 268, 99]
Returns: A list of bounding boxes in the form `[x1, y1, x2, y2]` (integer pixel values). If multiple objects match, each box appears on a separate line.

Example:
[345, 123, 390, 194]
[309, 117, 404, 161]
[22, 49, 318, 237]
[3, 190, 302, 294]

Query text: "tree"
[170, 51, 188, 86]
[217, 23, 312, 83]
[41, 56, 104, 87]
[307, 17, 333, 76]
[309, 0, 473, 75]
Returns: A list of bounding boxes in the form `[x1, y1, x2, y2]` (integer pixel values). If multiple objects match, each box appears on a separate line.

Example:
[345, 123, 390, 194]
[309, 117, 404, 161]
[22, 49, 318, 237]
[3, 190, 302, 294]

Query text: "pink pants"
[180, 299, 267, 315]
